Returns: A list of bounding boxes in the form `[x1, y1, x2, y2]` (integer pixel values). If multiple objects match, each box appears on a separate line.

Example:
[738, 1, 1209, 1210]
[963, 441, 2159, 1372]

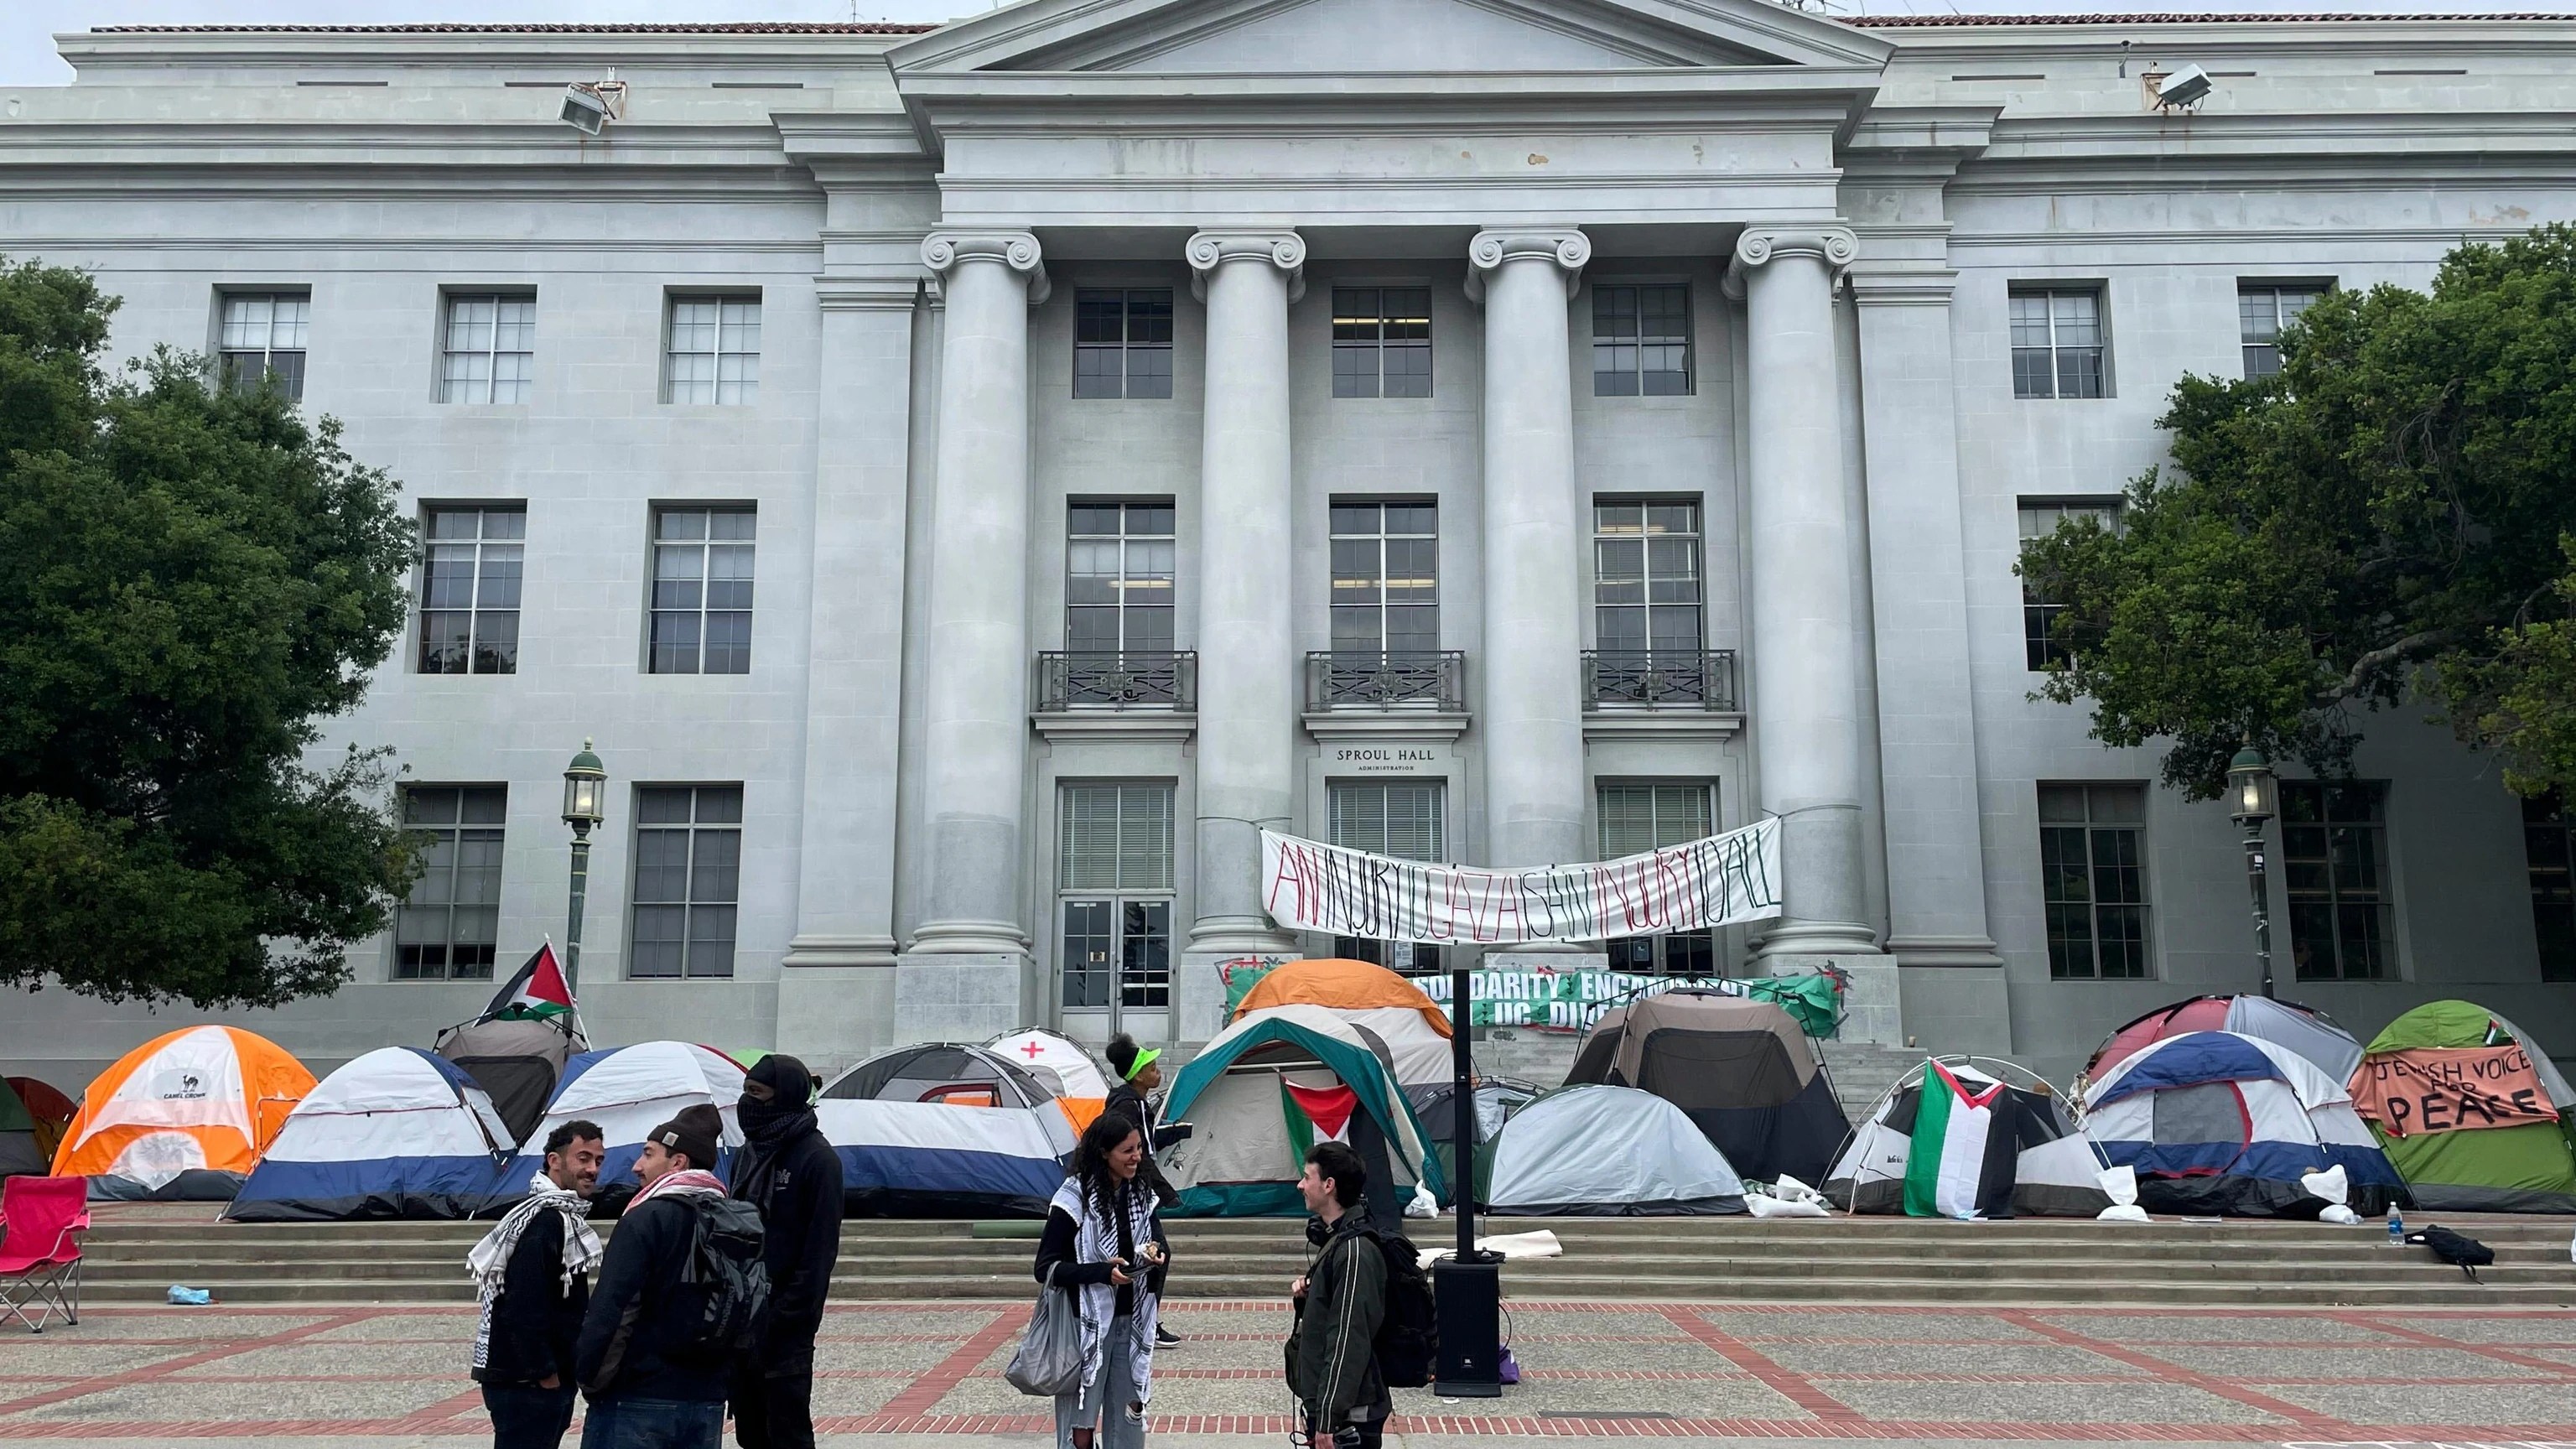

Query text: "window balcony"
[1305, 650, 1466, 713]
[1036, 652, 1197, 713]
[1582, 649, 1738, 712]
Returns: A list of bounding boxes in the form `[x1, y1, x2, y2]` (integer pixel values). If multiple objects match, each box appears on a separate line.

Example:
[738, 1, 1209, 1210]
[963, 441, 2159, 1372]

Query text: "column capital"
[1187, 230, 1306, 304]
[1465, 227, 1590, 302]
[920, 230, 1050, 304]
[1721, 224, 1858, 301]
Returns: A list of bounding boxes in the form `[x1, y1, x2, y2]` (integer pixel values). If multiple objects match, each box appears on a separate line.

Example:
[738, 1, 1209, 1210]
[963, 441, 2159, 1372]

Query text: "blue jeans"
[576, 1396, 724, 1449]
[484, 1381, 576, 1449]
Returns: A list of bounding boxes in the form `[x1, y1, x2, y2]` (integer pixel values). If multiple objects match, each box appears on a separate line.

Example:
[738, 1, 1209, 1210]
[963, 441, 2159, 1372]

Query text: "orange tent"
[53, 1026, 315, 1199]
[1231, 958, 1458, 1089]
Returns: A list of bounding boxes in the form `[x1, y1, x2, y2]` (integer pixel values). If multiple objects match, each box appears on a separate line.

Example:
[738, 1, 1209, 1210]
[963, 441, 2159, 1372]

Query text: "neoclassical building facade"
[5, 2, 2575, 1085]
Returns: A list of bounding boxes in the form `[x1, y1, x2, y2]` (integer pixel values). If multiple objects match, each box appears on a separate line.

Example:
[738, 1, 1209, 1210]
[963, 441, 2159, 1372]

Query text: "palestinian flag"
[481, 943, 575, 1023]
[1903, 1060, 2015, 1220]
[1281, 1080, 1358, 1162]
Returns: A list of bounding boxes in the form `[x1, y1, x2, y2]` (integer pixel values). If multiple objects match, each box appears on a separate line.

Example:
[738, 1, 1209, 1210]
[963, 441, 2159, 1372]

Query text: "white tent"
[505, 1041, 745, 1210]
[818, 1098, 1073, 1218]
[987, 1029, 1112, 1099]
[1824, 1057, 2109, 1218]
[227, 1048, 516, 1221]
[2083, 1030, 2404, 1217]
[1487, 1085, 1747, 1216]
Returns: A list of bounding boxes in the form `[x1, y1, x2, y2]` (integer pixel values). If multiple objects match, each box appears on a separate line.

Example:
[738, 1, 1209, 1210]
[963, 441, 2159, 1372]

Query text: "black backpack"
[1363, 1227, 1437, 1389]
[672, 1195, 771, 1365]
[2407, 1224, 2496, 1281]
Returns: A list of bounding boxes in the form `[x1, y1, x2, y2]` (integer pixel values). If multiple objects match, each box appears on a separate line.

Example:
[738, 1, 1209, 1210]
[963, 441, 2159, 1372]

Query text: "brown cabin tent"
[1566, 990, 1851, 1185]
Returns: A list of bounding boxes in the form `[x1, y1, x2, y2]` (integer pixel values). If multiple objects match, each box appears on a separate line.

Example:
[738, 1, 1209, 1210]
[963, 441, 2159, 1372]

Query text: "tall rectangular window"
[1600, 782, 1716, 975]
[1592, 284, 1690, 397]
[1330, 501, 1438, 655]
[663, 294, 761, 404]
[1593, 500, 1703, 656]
[2238, 283, 2326, 379]
[1057, 783, 1174, 1011]
[631, 785, 742, 979]
[2018, 497, 2122, 671]
[1329, 780, 1445, 973]
[218, 292, 310, 400]
[2038, 784, 2151, 979]
[2009, 286, 2107, 399]
[439, 293, 535, 404]
[395, 785, 505, 981]
[1332, 288, 1432, 399]
[1066, 501, 1176, 653]
[1073, 289, 1174, 400]
[2524, 795, 2576, 983]
[650, 506, 756, 675]
[418, 505, 525, 675]
[2284, 782, 2394, 981]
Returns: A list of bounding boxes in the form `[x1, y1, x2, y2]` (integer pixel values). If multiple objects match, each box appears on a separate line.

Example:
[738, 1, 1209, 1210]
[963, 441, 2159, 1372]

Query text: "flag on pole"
[480, 943, 576, 1024]
[1280, 1081, 1358, 1163]
[1903, 1060, 2012, 1220]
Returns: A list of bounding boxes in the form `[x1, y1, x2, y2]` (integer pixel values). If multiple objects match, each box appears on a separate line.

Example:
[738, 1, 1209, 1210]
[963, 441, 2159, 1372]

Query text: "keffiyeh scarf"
[1048, 1176, 1161, 1411]
[469, 1172, 604, 1371]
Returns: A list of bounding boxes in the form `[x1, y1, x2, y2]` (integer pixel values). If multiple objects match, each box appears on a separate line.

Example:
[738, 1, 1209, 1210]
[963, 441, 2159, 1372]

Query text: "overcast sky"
[4, 0, 2558, 88]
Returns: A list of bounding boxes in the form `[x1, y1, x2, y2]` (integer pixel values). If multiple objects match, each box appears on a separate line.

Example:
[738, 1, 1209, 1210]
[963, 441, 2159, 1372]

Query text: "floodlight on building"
[2153, 63, 2213, 111]
[560, 80, 626, 136]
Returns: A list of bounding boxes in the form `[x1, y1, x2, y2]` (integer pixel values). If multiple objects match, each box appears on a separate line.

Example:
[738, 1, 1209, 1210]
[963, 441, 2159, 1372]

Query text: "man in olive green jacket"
[1286, 1142, 1389, 1449]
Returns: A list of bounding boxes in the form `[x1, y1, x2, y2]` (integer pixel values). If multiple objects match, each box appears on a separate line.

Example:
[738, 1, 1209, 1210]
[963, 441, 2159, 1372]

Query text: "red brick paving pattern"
[4, 1301, 2576, 1439]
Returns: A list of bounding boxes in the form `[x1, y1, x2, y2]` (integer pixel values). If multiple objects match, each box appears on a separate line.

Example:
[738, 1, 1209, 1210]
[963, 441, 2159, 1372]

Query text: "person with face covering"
[726, 1054, 841, 1449]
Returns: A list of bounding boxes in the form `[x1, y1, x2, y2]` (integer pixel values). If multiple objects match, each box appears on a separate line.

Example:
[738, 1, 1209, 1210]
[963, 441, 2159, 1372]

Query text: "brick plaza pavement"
[3, 1300, 2574, 1445]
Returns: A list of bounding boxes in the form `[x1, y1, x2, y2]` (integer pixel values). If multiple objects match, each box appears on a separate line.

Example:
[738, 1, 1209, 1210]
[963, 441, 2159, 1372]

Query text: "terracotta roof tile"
[1845, 11, 2572, 24]
[90, 22, 939, 35]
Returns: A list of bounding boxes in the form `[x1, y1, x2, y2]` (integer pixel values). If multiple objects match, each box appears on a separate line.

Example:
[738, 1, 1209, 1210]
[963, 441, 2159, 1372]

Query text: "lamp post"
[560, 740, 607, 996]
[1431, 959, 1502, 1397]
[2227, 742, 2280, 1000]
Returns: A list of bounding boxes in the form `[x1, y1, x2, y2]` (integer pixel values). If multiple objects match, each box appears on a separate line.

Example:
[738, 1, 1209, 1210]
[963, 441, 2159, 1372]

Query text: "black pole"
[2242, 823, 2275, 999]
[1452, 962, 1475, 1261]
[1431, 960, 1500, 1396]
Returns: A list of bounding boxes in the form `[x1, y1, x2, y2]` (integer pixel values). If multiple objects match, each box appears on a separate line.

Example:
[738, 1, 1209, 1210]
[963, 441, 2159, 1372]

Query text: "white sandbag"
[1769, 1173, 1826, 1206]
[1417, 1228, 1564, 1270]
[1748, 1192, 1831, 1218]
[2096, 1164, 2149, 1221]
[1405, 1185, 1437, 1218]
[2299, 1164, 2350, 1206]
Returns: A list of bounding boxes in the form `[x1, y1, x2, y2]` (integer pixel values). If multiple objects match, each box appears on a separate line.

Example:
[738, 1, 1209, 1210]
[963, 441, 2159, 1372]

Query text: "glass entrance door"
[1059, 897, 1171, 1040]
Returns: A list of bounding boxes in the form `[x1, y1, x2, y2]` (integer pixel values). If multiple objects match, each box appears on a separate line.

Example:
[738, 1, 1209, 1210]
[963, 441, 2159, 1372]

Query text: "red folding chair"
[0, 1175, 89, 1332]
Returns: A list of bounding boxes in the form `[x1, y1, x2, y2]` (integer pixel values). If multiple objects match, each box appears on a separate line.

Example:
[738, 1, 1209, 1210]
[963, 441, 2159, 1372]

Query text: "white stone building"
[4, 3, 2573, 1087]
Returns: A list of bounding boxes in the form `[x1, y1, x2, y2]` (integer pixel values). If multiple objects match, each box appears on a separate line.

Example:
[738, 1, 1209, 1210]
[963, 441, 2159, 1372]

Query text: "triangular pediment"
[889, 0, 1893, 76]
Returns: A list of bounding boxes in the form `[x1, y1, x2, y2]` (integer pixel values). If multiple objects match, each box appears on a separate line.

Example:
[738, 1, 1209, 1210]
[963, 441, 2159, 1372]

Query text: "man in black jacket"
[726, 1054, 841, 1449]
[472, 1119, 604, 1449]
[575, 1104, 732, 1449]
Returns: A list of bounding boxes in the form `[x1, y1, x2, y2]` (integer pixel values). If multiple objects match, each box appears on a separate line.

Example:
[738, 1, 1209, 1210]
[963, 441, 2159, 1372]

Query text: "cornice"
[56, 28, 917, 70]
[1839, 103, 1999, 180]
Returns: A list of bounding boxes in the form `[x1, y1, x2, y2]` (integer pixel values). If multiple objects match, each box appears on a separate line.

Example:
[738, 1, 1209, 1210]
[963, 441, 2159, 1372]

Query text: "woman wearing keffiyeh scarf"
[1033, 1110, 1168, 1449]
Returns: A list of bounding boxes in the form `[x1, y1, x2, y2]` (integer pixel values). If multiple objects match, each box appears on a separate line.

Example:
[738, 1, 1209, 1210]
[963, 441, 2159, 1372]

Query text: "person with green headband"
[1104, 1035, 1182, 1348]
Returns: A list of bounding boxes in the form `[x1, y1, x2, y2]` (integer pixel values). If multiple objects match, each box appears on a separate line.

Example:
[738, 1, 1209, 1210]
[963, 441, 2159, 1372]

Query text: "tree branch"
[2316, 627, 2465, 704]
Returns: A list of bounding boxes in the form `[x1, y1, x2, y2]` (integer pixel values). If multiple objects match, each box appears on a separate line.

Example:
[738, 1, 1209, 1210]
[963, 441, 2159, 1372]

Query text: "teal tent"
[1157, 1005, 1442, 1217]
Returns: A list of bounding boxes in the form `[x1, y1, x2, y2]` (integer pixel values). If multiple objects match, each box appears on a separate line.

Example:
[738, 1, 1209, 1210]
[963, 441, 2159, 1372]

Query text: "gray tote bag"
[1005, 1263, 1086, 1397]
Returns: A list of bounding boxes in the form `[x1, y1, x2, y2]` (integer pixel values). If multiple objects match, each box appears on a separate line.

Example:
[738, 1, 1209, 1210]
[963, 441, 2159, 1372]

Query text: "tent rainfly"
[1566, 990, 1850, 1185]
[2083, 1030, 2404, 1218]
[226, 1048, 516, 1222]
[2351, 1000, 2576, 1213]
[6, 1078, 78, 1167]
[1410, 1077, 1541, 1209]
[53, 1026, 316, 1201]
[1157, 1005, 1440, 1218]
[502, 1041, 745, 1214]
[1487, 1085, 1748, 1216]
[2086, 995, 2364, 1089]
[1228, 958, 1457, 1092]
[434, 1015, 584, 1145]
[987, 1028, 1112, 1133]
[823, 1043, 1059, 1111]
[0, 1078, 42, 1178]
[1825, 1057, 2109, 1218]
[818, 1098, 1075, 1218]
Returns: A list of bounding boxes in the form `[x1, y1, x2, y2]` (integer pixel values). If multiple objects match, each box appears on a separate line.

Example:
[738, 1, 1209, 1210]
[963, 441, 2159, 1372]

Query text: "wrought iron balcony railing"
[1305, 650, 1467, 713]
[1582, 649, 1739, 711]
[1036, 652, 1197, 713]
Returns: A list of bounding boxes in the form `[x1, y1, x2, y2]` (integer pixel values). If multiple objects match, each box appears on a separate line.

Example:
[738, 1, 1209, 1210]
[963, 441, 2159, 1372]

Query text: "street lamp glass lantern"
[562, 740, 607, 834]
[2227, 744, 2277, 827]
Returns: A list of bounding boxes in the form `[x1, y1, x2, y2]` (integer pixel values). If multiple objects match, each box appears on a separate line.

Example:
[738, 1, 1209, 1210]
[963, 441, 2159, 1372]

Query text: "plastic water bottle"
[2386, 1205, 2404, 1247]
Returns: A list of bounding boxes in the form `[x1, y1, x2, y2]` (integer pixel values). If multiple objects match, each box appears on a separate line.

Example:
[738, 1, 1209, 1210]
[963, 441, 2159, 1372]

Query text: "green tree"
[0, 259, 418, 1007]
[2021, 224, 2576, 799]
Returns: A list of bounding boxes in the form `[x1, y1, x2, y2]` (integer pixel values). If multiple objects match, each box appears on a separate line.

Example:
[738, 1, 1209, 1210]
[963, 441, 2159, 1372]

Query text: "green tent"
[1158, 1005, 1443, 1217]
[2359, 999, 2576, 1213]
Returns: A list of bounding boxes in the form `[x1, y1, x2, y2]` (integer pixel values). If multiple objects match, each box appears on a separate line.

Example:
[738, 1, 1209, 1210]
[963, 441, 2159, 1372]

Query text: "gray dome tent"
[1566, 989, 1849, 1185]
[822, 1043, 1058, 1109]
[1487, 1085, 1748, 1216]
[434, 1015, 584, 1144]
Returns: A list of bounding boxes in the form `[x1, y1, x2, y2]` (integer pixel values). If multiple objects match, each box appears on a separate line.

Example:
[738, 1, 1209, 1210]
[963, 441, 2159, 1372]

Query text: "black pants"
[1305, 1414, 1385, 1449]
[484, 1380, 578, 1449]
[730, 1343, 817, 1449]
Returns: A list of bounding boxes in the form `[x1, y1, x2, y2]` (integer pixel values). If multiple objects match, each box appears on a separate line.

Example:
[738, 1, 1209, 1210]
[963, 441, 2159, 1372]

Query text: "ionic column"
[1726, 225, 1881, 957]
[909, 231, 1048, 957]
[1186, 231, 1306, 955]
[1467, 229, 1591, 873]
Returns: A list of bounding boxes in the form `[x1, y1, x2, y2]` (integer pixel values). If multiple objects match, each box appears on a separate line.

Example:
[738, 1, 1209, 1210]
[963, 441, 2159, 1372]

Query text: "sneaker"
[1156, 1324, 1183, 1348]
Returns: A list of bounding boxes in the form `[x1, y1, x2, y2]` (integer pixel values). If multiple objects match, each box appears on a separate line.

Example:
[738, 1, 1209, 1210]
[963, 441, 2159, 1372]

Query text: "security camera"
[2154, 63, 2213, 110]
[559, 80, 626, 136]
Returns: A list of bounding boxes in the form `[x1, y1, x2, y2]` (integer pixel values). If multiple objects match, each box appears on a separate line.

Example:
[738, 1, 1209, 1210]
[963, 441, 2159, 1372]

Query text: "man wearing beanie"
[726, 1055, 840, 1449]
[1104, 1035, 1182, 1348]
[574, 1104, 732, 1448]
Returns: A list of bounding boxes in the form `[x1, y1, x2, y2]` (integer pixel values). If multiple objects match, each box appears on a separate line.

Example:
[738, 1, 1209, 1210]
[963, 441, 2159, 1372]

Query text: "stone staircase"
[72, 1213, 2576, 1309]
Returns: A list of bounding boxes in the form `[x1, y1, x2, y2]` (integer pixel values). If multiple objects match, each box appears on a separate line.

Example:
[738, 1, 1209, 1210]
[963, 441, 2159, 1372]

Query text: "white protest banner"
[1259, 817, 1782, 945]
